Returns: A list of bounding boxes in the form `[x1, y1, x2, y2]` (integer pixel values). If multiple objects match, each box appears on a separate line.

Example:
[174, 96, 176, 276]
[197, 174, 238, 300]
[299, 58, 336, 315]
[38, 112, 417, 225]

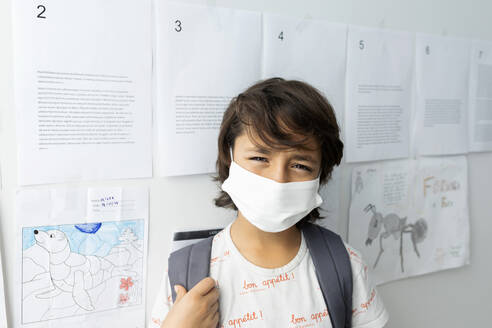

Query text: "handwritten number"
[37, 5, 46, 19]
[278, 31, 284, 41]
[359, 40, 365, 50]
[174, 20, 182, 32]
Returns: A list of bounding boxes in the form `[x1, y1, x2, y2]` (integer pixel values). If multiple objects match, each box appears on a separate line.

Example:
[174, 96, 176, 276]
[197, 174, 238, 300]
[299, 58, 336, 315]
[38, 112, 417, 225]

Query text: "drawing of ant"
[364, 204, 428, 272]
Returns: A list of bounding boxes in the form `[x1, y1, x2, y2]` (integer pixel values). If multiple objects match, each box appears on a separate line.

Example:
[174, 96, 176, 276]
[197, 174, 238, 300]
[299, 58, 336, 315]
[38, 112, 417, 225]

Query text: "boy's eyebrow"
[247, 146, 272, 154]
[247, 146, 318, 163]
[291, 154, 317, 163]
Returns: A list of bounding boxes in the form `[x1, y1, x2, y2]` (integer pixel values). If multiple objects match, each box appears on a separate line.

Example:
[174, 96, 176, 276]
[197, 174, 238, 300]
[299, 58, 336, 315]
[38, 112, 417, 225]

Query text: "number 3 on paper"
[175, 19, 182, 32]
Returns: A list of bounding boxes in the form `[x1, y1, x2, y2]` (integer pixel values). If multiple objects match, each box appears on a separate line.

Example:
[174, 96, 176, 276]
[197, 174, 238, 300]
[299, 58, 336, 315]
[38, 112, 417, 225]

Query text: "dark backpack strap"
[302, 223, 353, 328]
[168, 235, 214, 303]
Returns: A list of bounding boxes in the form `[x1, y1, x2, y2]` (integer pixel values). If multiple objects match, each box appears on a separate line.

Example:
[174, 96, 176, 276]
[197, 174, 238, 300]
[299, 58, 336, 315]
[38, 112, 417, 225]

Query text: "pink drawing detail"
[120, 277, 134, 291]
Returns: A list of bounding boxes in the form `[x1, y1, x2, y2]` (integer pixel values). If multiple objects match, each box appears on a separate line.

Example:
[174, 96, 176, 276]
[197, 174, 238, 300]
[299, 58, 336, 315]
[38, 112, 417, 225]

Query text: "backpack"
[168, 222, 353, 328]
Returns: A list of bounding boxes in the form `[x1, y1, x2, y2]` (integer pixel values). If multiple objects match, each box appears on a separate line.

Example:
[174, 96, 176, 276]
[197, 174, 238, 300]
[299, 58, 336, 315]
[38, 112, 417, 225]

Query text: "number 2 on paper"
[37, 4, 46, 19]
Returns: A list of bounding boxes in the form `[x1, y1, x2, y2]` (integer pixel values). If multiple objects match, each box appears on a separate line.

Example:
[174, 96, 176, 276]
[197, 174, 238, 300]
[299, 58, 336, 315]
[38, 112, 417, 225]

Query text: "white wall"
[1, 0, 491, 327]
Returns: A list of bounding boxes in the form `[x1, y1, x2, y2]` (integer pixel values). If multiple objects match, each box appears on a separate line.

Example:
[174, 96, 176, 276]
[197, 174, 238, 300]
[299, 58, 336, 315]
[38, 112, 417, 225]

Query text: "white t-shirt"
[150, 222, 389, 328]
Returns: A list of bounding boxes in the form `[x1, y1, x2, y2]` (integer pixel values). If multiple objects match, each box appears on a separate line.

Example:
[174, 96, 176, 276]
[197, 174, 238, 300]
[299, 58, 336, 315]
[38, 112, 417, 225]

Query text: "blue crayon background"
[22, 219, 145, 257]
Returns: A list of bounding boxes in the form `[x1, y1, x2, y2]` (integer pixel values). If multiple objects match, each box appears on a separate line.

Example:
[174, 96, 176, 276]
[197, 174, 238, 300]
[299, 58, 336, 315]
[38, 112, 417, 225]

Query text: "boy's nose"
[268, 166, 289, 183]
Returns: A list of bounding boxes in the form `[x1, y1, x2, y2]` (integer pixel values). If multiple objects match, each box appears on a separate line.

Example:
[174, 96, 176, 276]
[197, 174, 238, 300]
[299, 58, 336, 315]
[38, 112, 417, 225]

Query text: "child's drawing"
[22, 219, 144, 324]
[355, 171, 364, 194]
[364, 204, 428, 272]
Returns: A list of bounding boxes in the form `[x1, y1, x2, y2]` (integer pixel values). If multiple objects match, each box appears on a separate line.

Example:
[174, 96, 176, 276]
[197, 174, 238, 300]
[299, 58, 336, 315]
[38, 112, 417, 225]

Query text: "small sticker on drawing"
[21, 219, 144, 324]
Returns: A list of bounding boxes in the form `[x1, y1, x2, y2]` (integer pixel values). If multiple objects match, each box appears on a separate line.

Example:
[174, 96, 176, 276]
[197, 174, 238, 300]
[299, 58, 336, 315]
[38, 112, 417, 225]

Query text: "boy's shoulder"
[306, 223, 367, 273]
[212, 227, 227, 242]
[343, 242, 363, 260]
[342, 241, 367, 275]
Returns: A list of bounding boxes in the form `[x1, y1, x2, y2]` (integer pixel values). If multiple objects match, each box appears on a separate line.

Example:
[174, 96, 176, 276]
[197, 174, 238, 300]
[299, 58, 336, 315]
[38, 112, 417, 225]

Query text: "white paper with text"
[156, 2, 262, 176]
[345, 26, 414, 163]
[262, 14, 347, 135]
[13, 0, 152, 185]
[415, 34, 470, 156]
[468, 39, 492, 152]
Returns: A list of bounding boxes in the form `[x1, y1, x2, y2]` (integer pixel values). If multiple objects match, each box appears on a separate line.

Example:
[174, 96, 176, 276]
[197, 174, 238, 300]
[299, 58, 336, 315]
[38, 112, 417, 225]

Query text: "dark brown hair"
[213, 77, 344, 229]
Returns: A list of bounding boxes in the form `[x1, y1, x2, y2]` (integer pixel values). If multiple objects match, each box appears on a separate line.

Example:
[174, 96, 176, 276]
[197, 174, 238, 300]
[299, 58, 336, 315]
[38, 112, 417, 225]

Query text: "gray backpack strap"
[302, 223, 353, 328]
[168, 235, 214, 303]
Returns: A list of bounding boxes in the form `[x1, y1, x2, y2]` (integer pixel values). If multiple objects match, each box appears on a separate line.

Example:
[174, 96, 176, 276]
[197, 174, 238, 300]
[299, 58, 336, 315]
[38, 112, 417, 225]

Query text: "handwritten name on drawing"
[423, 176, 460, 208]
[228, 310, 263, 328]
[91, 195, 119, 208]
[423, 176, 461, 195]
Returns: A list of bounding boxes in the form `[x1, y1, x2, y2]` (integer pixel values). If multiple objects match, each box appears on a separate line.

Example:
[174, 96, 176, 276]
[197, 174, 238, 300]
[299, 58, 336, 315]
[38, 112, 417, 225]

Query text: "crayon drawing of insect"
[364, 204, 428, 272]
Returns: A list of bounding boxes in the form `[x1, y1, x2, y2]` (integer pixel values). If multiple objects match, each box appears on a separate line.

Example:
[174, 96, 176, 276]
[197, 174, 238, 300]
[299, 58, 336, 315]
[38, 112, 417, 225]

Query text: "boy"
[150, 78, 389, 327]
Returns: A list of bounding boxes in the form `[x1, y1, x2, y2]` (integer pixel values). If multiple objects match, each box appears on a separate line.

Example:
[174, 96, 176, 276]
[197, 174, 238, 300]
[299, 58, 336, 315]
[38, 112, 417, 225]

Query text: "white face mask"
[221, 149, 323, 233]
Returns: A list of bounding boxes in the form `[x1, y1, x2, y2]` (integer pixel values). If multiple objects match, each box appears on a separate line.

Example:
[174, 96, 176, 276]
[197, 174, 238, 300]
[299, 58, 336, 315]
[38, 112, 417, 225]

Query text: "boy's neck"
[229, 212, 302, 269]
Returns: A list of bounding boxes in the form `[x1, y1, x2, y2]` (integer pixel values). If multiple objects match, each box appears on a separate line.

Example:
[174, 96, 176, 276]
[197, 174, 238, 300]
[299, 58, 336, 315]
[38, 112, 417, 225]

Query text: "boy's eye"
[250, 156, 268, 162]
[292, 163, 313, 172]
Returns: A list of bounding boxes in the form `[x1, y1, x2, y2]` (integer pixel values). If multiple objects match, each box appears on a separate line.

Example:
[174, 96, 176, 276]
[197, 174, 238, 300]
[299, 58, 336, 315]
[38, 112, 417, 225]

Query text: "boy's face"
[232, 130, 321, 183]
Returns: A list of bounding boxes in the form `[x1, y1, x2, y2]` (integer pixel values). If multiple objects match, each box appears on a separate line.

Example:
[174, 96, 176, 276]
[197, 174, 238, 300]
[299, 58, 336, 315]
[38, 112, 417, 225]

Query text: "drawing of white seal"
[33, 229, 116, 311]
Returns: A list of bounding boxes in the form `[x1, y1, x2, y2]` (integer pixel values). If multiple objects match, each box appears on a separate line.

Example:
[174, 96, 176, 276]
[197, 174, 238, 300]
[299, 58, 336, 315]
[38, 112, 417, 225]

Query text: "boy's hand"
[161, 277, 220, 328]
